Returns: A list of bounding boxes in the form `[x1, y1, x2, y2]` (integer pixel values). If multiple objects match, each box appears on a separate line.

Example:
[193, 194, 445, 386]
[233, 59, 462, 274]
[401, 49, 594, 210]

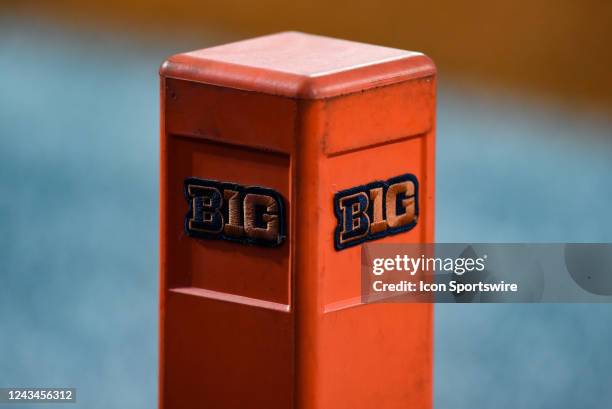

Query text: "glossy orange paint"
[160, 32, 436, 409]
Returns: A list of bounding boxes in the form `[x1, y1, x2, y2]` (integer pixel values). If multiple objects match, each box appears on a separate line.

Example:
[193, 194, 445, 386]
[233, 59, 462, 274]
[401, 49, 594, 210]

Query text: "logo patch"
[333, 173, 418, 250]
[184, 177, 285, 247]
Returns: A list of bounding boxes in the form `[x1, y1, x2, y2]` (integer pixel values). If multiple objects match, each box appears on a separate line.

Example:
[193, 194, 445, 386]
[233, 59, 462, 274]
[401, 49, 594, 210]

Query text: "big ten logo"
[333, 174, 419, 250]
[184, 177, 286, 247]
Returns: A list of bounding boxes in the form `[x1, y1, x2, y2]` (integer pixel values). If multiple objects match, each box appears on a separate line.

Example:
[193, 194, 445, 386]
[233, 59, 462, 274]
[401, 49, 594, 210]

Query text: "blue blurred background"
[1, 7, 611, 409]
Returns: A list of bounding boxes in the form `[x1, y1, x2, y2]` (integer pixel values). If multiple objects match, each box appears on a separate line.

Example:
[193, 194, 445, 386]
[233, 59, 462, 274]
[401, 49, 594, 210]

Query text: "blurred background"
[1, 1, 611, 408]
